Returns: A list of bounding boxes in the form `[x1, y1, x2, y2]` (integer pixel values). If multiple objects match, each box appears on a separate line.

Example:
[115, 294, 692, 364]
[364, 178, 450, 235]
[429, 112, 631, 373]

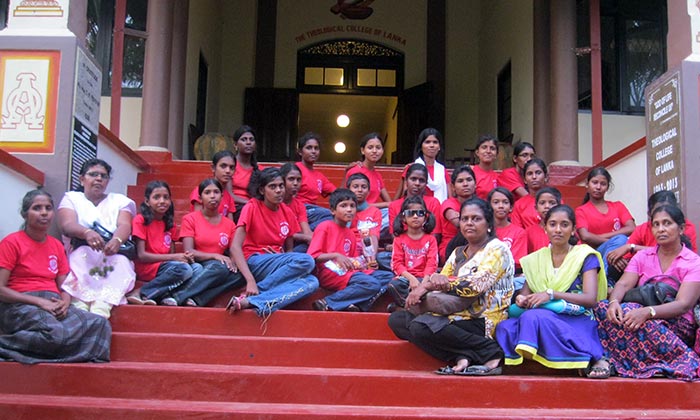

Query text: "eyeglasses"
[85, 172, 110, 180]
[403, 209, 426, 218]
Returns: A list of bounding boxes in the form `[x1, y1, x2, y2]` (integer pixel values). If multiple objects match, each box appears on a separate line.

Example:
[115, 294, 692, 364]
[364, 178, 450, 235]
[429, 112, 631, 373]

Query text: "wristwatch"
[630, 243, 636, 253]
[648, 306, 656, 318]
[546, 288, 554, 301]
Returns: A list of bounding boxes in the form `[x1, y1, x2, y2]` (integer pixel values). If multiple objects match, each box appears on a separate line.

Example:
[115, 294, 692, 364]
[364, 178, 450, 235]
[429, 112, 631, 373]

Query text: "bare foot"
[451, 358, 469, 372]
[484, 358, 501, 370]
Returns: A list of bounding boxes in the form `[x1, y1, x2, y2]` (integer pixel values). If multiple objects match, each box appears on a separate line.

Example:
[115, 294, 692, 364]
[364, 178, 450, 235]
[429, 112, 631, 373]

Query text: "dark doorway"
[190, 52, 208, 157]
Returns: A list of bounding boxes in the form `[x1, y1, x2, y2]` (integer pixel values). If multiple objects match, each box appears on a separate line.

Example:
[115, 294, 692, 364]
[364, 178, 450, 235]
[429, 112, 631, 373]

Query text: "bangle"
[83, 228, 92, 237]
[114, 237, 123, 244]
[609, 298, 618, 304]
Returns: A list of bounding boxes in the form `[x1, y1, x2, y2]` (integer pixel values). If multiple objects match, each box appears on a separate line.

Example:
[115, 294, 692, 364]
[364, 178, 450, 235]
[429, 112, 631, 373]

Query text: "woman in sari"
[596, 204, 700, 381]
[388, 197, 514, 376]
[0, 189, 111, 363]
[495, 204, 610, 378]
[57, 159, 137, 318]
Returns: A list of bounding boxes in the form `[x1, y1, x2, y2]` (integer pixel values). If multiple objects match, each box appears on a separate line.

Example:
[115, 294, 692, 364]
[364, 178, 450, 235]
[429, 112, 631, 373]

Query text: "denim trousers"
[305, 204, 333, 231]
[171, 259, 243, 306]
[245, 252, 319, 316]
[596, 233, 628, 284]
[140, 261, 194, 301]
[325, 269, 393, 311]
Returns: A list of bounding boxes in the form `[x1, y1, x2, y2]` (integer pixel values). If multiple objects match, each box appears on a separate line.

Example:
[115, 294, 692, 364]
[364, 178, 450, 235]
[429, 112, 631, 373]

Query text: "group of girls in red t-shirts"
[127, 124, 693, 316]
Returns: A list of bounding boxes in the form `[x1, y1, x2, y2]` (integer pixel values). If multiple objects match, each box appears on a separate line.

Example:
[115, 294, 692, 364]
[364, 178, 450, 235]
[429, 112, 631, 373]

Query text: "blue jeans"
[246, 252, 319, 316]
[305, 204, 333, 231]
[141, 261, 193, 301]
[596, 234, 628, 284]
[379, 207, 392, 243]
[171, 260, 243, 306]
[376, 251, 393, 272]
[326, 269, 393, 311]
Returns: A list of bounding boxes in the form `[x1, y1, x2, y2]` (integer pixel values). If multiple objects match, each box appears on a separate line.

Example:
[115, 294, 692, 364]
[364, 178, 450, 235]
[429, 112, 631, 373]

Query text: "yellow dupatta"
[520, 244, 607, 301]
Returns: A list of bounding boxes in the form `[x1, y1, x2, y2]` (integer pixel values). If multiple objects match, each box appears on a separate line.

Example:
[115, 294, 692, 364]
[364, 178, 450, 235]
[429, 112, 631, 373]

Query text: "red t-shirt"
[511, 195, 540, 229]
[391, 233, 439, 278]
[347, 165, 386, 204]
[132, 214, 179, 281]
[575, 201, 634, 234]
[285, 197, 309, 224]
[471, 165, 498, 200]
[627, 220, 698, 253]
[179, 211, 236, 254]
[350, 205, 382, 246]
[237, 199, 300, 258]
[525, 224, 550, 253]
[439, 197, 462, 260]
[496, 223, 527, 268]
[388, 195, 443, 235]
[401, 163, 450, 200]
[0, 231, 67, 294]
[189, 186, 235, 217]
[231, 165, 254, 201]
[295, 162, 336, 205]
[497, 167, 525, 201]
[308, 220, 366, 290]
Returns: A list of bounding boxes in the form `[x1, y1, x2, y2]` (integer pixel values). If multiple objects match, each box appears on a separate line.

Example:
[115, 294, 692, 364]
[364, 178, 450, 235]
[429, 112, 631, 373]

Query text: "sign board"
[646, 71, 682, 202]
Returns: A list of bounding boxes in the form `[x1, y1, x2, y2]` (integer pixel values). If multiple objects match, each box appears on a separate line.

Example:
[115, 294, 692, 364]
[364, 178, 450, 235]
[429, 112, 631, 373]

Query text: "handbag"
[71, 221, 137, 260]
[407, 291, 476, 316]
[622, 274, 680, 306]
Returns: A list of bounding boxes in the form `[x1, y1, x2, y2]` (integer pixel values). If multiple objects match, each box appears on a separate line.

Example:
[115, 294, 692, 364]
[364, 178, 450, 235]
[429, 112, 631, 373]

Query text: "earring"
[488, 228, 492, 233]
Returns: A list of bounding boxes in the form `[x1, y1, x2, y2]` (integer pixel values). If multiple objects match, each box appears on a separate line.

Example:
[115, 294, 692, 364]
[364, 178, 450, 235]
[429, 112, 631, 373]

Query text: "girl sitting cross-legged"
[226, 168, 319, 316]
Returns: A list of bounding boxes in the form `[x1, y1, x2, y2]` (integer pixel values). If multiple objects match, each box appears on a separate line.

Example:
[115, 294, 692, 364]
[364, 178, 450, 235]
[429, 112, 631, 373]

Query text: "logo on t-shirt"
[48, 255, 59, 274]
[613, 218, 621, 231]
[343, 238, 353, 254]
[280, 221, 290, 238]
[316, 179, 323, 193]
[163, 232, 173, 248]
[219, 233, 229, 248]
[501, 237, 514, 248]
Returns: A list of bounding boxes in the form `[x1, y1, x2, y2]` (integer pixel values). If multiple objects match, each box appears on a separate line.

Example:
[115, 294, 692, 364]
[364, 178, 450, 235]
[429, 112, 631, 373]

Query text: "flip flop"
[434, 366, 455, 375]
[226, 295, 244, 312]
[456, 365, 502, 376]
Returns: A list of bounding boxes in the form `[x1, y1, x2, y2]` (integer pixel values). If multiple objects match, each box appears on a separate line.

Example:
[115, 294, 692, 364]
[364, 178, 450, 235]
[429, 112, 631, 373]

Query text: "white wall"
[577, 112, 646, 166]
[99, 97, 143, 150]
[0, 167, 41, 239]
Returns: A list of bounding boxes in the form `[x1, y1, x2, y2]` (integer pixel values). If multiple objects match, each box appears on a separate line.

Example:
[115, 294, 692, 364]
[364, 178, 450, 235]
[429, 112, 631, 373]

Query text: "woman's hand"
[245, 282, 260, 297]
[36, 298, 59, 314]
[405, 286, 426, 307]
[524, 292, 550, 308]
[605, 300, 624, 324]
[262, 246, 281, 254]
[424, 274, 450, 292]
[51, 296, 70, 320]
[216, 255, 237, 272]
[334, 255, 355, 272]
[515, 294, 528, 308]
[621, 306, 652, 332]
[84, 229, 105, 252]
[103, 238, 121, 256]
[172, 253, 192, 263]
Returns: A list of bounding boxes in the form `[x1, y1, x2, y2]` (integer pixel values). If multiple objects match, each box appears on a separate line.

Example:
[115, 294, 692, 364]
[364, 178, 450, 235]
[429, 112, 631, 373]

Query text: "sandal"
[456, 365, 502, 376]
[585, 358, 612, 379]
[435, 366, 455, 375]
[226, 294, 245, 313]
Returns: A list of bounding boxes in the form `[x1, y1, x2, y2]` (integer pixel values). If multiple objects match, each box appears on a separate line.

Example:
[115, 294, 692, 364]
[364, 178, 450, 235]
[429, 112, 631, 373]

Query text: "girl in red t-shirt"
[280, 162, 313, 252]
[343, 132, 393, 207]
[189, 151, 236, 220]
[471, 134, 499, 200]
[440, 165, 476, 262]
[0, 189, 110, 363]
[387, 196, 439, 310]
[512, 158, 549, 229]
[295, 132, 336, 229]
[129, 181, 195, 306]
[575, 167, 635, 276]
[497, 142, 535, 202]
[525, 187, 563, 253]
[226, 168, 318, 316]
[489, 187, 526, 272]
[172, 179, 242, 307]
[230, 125, 263, 221]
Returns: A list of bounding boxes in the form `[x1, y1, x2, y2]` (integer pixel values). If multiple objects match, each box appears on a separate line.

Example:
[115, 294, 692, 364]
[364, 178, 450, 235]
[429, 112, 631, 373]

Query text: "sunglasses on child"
[403, 209, 426, 218]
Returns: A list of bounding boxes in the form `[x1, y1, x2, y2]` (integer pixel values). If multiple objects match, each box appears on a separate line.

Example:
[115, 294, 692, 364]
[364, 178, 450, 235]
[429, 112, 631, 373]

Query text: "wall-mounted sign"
[0, 50, 60, 153]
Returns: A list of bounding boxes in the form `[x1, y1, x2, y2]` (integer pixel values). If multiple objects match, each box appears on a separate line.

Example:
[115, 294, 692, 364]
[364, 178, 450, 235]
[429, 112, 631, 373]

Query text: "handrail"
[569, 136, 646, 185]
[98, 123, 151, 172]
[0, 148, 45, 186]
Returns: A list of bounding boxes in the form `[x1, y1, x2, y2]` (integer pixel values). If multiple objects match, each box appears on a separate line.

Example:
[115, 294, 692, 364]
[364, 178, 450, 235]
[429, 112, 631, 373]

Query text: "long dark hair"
[233, 125, 260, 172]
[393, 195, 436, 236]
[248, 167, 283, 201]
[647, 190, 677, 213]
[413, 128, 444, 162]
[651, 204, 693, 249]
[198, 178, 223, 196]
[582, 167, 612, 204]
[521, 157, 548, 180]
[544, 204, 579, 246]
[140, 180, 174, 231]
[360, 132, 383, 160]
[460, 197, 496, 240]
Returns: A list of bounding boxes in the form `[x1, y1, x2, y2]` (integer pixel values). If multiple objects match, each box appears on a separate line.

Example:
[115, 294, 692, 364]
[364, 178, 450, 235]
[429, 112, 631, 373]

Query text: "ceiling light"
[334, 141, 346, 154]
[336, 114, 350, 128]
